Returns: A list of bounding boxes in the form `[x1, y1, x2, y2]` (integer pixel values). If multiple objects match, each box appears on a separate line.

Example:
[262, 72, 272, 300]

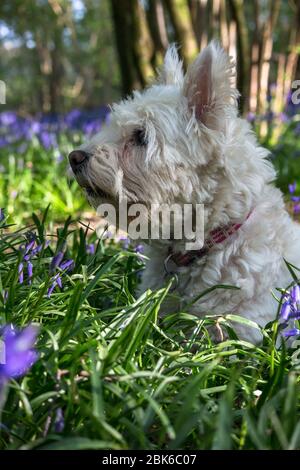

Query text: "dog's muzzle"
[68, 150, 89, 173]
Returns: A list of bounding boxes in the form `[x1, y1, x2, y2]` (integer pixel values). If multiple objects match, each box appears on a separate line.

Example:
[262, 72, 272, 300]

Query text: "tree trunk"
[249, 0, 260, 114]
[188, 0, 207, 48]
[283, 0, 300, 101]
[146, 0, 168, 68]
[219, 0, 229, 50]
[110, 0, 140, 96]
[49, 27, 63, 113]
[163, 0, 198, 67]
[229, 0, 250, 114]
[257, 0, 281, 115]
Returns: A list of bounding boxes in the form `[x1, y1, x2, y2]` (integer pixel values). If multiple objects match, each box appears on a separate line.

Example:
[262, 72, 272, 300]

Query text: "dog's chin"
[84, 186, 113, 207]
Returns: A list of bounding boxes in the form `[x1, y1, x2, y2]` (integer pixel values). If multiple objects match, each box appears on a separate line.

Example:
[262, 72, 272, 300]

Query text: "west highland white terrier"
[69, 42, 300, 343]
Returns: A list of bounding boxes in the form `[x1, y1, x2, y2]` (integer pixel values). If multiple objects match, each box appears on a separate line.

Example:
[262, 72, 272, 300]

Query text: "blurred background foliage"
[0, 0, 299, 116]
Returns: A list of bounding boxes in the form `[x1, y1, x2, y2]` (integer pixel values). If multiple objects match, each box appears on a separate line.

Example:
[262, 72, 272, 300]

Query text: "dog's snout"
[68, 150, 89, 172]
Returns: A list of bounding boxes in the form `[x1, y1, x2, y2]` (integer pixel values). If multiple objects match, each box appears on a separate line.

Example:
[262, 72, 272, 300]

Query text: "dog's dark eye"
[132, 128, 148, 146]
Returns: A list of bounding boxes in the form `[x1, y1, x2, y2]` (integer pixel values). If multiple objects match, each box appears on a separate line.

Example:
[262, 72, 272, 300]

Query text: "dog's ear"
[183, 41, 239, 129]
[157, 45, 184, 86]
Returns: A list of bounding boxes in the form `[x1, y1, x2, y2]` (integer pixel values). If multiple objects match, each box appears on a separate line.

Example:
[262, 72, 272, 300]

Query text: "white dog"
[69, 42, 300, 343]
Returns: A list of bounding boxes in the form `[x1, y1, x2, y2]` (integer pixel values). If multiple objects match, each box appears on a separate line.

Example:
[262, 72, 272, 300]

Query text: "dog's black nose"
[68, 150, 89, 172]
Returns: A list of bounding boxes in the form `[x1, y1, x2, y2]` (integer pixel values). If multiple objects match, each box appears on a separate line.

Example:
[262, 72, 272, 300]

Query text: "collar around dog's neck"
[165, 210, 253, 269]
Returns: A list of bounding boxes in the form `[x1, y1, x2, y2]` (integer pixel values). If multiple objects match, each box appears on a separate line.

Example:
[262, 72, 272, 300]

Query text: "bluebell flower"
[0, 324, 39, 380]
[47, 254, 74, 297]
[47, 274, 62, 297]
[54, 408, 65, 433]
[289, 182, 296, 194]
[24, 238, 35, 255]
[294, 204, 300, 215]
[134, 244, 144, 254]
[39, 131, 57, 150]
[118, 235, 130, 250]
[291, 285, 300, 303]
[18, 263, 24, 284]
[27, 261, 33, 283]
[279, 112, 289, 123]
[280, 285, 300, 339]
[47, 282, 56, 298]
[86, 243, 95, 255]
[281, 301, 291, 321]
[283, 328, 300, 338]
[246, 112, 255, 123]
[50, 251, 64, 272]
[59, 259, 74, 271]
[56, 274, 63, 289]
[31, 240, 49, 257]
[18, 234, 45, 283]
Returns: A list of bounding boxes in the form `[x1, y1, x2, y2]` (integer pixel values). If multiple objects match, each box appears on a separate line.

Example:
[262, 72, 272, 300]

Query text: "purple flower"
[291, 285, 300, 304]
[280, 286, 300, 339]
[54, 408, 65, 433]
[18, 263, 24, 284]
[280, 287, 300, 320]
[246, 112, 256, 123]
[59, 259, 74, 271]
[24, 238, 35, 255]
[47, 273, 63, 297]
[294, 204, 300, 215]
[47, 282, 57, 298]
[0, 208, 4, 223]
[47, 252, 74, 297]
[50, 251, 64, 272]
[31, 240, 49, 256]
[282, 328, 300, 338]
[31, 121, 41, 135]
[291, 196, 300, 202]
[279, 112, 289, 123]
[27, 261, 33, 282]
[86, 243, 95, 255]
[281, 301, 291, 321]
[134, 244, 144, 254]
[56, 274, 62, 289]
[289, 182, 297, 194]
[119, 235, 130, 250]
[39, 131, 57, 150]
[0, 324, 39, 380]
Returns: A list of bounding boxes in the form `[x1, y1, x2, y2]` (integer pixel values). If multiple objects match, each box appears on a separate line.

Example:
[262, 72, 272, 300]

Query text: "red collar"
[166, 210, 253, 269]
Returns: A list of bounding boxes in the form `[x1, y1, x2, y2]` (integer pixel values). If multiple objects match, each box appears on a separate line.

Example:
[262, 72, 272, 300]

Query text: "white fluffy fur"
[72, 42, 300, 343]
